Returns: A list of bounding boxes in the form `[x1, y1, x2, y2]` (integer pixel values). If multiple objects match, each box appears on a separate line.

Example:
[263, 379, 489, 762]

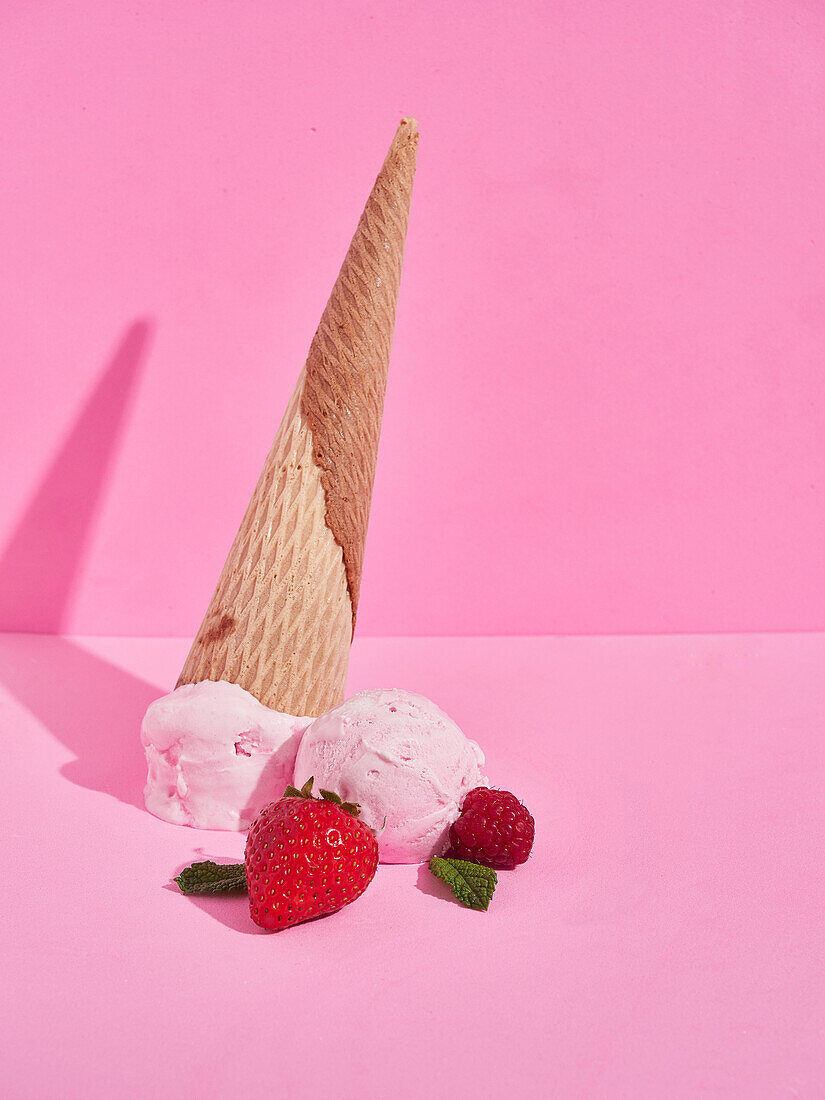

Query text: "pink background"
[2, 1, 824, 638]
[3, 7, 825, 1093]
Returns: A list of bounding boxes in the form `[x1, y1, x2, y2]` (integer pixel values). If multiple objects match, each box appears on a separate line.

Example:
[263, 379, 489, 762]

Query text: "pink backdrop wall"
[1, 0, 824, 638]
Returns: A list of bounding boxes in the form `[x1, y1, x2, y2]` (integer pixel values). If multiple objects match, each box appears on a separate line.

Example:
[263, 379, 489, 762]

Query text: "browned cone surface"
[177, 119, 418, 716]
[303, 116, 418, 623]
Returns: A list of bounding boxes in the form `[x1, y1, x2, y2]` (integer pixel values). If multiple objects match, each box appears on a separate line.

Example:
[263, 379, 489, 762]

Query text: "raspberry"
[447, 787, 535, 869]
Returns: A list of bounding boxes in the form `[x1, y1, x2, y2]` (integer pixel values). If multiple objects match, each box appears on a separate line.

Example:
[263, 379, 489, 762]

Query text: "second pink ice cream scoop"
[293, 688, 487, 863]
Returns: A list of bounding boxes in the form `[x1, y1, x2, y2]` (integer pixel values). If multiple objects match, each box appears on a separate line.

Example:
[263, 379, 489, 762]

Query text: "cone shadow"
[0, 320, 151, 632]
[0, 633, 161, 809]
[0, 321, 162, 809]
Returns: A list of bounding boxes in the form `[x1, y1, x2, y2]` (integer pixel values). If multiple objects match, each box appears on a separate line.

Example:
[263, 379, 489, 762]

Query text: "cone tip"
[394, 117, 419, 146]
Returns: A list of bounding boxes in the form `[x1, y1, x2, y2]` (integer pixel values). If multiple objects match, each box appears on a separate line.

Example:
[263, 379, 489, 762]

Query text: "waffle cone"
[177, 119, 419, 716]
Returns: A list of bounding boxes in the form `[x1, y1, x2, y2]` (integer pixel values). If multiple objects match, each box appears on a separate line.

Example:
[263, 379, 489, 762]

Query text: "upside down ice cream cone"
[142, 120, 419, 829]
[179, 117, 418, 715]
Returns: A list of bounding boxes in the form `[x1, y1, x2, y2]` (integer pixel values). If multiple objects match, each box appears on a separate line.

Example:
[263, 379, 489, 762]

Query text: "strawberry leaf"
[283, 785, 303, 798]
[300, 777, 315, 799]
[174, 861, 247, 895]
[428, 857, 497, 911]
[319, 789, 342, 805]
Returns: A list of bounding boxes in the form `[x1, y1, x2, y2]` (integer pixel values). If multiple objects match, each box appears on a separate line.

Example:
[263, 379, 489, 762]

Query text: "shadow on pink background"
[1, 0, 824, 640]
[0, 321, 159, 808]
[0, 321, 151, 632]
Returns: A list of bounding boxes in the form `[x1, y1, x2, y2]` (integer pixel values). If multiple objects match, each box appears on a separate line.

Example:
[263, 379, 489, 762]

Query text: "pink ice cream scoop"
[141, 681, 310, 830]
[293, 688, 487, 863]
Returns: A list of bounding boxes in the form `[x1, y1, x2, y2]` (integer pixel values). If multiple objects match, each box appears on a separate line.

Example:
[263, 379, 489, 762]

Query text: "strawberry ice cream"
[141, 681, 310, 830]
[141, 680, 487, 856]
[293, 688, 487, 863]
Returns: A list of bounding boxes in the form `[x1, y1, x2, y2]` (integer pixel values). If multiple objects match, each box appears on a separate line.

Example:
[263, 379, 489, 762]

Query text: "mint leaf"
[174, 861, 247, 895]
[428, 857, 497, 911]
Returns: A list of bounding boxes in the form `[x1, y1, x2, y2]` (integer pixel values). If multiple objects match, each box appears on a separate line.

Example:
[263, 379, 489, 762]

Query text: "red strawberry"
[244, 778, 378, 931]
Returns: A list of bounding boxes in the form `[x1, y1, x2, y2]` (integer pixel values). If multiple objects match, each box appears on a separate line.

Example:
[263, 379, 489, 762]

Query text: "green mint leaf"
[428, 857, 497, 911]
[319, 788, 342, 805]
[174, 861, 248, 895]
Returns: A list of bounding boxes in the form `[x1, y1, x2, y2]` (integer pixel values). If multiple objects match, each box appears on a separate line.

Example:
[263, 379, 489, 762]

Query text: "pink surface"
[2, 631, 824, 1097]
[2, 2, 825, 637]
